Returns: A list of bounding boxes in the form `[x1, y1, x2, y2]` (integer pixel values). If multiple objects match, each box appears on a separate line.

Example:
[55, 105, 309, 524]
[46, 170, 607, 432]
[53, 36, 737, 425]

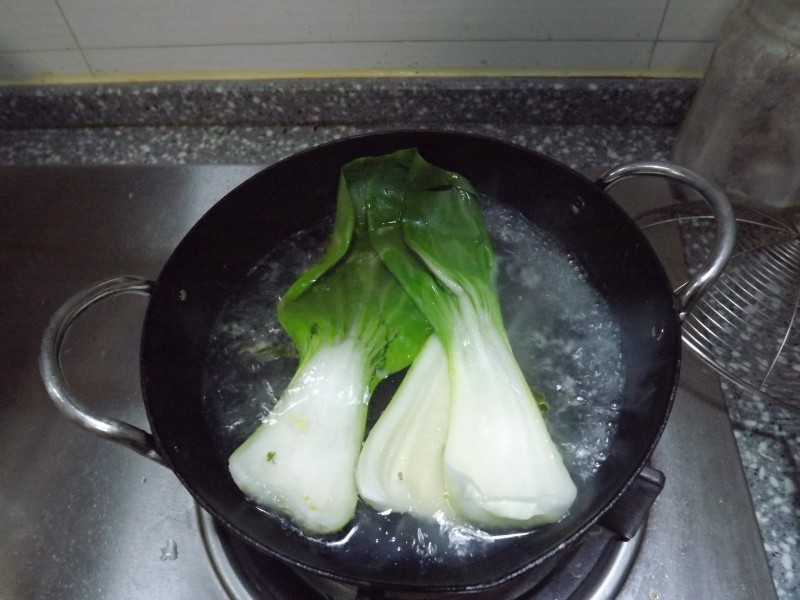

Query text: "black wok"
[40, 131, 735, 594]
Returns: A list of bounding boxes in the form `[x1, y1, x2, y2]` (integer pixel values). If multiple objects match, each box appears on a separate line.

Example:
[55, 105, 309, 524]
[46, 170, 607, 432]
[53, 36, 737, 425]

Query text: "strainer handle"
[596, 161, 737, 319]
[39, 276, 165, 465]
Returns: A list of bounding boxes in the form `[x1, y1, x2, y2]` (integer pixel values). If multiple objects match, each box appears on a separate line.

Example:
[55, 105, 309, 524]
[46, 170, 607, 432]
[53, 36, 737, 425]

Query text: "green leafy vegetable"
[356, 334, 456, 521]
[356, 149, 576, 529]
[230, 147, 575, 535]
[228, 165, 431, 534]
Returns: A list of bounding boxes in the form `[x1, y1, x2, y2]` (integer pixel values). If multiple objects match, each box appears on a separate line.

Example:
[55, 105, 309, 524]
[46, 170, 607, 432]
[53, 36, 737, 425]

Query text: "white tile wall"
[0, 51, 90, 79]
[0, 0, 740, 82]
[0, 0, 77, 51]
[650, 41, 719, 72]
[58, 0, 667, 47]
[85, 41, 656, 77]
[659, 0, 740, 41]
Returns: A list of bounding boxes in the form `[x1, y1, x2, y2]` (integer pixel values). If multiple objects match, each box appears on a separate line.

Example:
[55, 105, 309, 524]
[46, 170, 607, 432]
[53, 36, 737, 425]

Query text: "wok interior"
[140, 131, 680, 590]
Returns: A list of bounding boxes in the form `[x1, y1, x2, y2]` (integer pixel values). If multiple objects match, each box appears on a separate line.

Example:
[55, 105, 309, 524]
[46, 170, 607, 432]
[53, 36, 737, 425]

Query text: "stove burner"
[197, 506, 645, 599]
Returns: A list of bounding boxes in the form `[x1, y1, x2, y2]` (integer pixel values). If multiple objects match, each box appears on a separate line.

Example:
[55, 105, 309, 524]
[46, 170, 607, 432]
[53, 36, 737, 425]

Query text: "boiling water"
[201, 199, 624, 570]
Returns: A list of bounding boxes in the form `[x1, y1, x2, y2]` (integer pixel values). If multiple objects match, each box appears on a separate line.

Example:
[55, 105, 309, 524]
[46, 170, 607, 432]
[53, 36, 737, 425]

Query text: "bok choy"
[355, 334, 455, 521]
[356, 149, 577, 529]
[228, 171, 430, 534]
[230, 148, 576, 535]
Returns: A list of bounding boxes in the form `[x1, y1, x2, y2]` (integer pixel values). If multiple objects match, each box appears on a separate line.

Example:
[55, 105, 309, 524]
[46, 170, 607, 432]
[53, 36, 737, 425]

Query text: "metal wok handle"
[596, 161, 737, 320]
[39, 276, 165, 465]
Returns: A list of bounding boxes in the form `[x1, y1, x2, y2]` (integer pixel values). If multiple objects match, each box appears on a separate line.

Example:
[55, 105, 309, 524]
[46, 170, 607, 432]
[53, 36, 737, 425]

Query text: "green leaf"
[277, 154, 431, 389]
[361, 148, 502, 348]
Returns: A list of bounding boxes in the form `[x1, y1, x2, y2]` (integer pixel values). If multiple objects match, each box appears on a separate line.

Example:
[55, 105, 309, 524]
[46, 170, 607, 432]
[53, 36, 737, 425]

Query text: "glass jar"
[673, 0, 800, 210]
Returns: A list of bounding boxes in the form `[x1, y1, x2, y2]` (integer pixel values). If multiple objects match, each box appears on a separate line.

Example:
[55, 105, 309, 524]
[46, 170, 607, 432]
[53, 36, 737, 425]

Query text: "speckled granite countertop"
[0, 78, 687, 169]
[1, 77, 797, 597]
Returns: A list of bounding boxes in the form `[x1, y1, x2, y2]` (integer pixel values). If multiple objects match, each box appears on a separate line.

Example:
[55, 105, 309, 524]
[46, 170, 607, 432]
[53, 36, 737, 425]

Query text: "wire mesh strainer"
[635, 201, 800, 414]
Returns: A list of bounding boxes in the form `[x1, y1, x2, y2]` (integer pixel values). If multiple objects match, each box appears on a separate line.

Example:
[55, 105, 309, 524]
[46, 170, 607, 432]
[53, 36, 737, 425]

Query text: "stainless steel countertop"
[0, 165, 776, 598]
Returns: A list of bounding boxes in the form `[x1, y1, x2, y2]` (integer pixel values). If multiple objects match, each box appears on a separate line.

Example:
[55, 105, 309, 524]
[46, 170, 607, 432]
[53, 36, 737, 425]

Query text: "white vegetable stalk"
[355, 335, 455, 521]
[356, 298, 577, 530]
[443, 297, 577, 529]
[229, 338, 370, 534]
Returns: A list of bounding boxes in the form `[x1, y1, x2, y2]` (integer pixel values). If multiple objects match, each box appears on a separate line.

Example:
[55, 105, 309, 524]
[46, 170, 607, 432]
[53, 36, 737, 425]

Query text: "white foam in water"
[202, 197, 624, 567]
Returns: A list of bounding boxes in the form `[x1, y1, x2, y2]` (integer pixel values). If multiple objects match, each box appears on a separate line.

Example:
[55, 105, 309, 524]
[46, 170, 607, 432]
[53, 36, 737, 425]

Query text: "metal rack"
[636, 202, 800, 414]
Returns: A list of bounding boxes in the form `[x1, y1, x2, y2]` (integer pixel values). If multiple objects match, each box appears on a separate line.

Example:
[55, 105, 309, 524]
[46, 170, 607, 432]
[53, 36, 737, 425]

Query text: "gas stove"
[0, 164, 776, 598]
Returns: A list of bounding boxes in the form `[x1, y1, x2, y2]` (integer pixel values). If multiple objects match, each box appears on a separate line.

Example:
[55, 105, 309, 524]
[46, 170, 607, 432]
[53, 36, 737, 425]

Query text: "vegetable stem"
[229, 338, 371, 534]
